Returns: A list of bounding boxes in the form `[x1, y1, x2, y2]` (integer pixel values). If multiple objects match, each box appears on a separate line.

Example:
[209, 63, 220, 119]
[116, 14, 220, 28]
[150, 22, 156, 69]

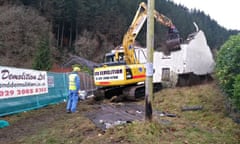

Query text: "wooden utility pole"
[145, 0, 154, 121]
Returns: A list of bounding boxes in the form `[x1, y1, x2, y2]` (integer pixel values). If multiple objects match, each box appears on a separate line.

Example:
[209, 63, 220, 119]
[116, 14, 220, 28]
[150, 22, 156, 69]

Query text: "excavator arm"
[115, 2, 180, 64]
[94, 2, 181, 99]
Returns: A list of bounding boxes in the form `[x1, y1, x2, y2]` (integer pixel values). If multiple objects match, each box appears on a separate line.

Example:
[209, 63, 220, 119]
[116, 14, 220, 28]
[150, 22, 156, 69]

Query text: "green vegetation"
[79, 65, 93, 75]
[32, 36, 52, 70]
[216, 34, 240, 110]
[233, 75, 240, 109]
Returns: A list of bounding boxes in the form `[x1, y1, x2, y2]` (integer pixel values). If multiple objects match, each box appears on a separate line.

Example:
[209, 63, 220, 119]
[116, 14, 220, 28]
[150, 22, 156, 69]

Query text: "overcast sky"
[171, 0, 240, 30]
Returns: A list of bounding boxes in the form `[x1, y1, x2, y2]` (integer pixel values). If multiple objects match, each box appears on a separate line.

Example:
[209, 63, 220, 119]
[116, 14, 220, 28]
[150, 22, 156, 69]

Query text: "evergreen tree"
[233, 75, 240, 110]
[32, 36, 52, 70]
[216, 34, 240, 109]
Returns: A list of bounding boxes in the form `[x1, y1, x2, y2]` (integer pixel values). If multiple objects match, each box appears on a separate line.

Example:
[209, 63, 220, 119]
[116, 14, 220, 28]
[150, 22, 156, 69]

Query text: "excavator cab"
[101, 51, 126, 66]
[165, 26, 181, 51]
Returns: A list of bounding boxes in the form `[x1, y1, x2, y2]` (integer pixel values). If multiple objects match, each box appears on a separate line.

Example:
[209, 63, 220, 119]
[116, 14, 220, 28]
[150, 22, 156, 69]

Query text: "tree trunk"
[48, 20, 52, 48]
[75, 20, 79, 41]
[60, 22, 65, 48]
[69, 22, 72, 48]
[57, 24, 60, 48]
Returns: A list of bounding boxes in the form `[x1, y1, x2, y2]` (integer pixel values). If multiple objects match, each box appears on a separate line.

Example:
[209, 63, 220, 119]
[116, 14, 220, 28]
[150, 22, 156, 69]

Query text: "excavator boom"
[118, 2, 180, 64]
[94, 2, 181, 100]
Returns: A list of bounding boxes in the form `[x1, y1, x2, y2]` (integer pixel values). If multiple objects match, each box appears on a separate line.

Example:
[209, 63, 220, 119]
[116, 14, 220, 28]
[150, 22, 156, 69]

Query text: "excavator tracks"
[94, 83, 162, 101]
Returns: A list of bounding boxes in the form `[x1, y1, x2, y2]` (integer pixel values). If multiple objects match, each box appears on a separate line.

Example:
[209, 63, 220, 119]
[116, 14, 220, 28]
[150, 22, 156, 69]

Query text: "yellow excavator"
[93, 2, 181, 100]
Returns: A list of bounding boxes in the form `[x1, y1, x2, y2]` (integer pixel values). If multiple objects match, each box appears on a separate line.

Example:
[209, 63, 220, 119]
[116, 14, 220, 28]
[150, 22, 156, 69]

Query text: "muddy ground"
[0, 99, 100, 143]
[0, 98, 149, 144]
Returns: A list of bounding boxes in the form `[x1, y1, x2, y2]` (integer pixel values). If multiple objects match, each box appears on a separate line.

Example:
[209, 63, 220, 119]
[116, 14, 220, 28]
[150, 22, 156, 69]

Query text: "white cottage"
[135, 29, 215, 86]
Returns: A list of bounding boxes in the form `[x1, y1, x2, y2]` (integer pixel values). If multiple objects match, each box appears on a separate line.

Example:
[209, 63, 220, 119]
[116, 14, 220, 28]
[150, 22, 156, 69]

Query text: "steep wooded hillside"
[0, 0, 238, 69]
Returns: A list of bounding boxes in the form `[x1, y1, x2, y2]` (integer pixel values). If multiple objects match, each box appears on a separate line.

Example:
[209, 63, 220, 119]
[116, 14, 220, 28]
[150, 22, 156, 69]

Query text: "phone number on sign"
[0, 88, 47, 97]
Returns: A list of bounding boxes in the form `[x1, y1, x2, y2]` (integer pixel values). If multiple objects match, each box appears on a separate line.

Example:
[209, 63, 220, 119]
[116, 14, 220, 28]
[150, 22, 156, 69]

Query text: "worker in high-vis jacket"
[66, 66, 81, 113]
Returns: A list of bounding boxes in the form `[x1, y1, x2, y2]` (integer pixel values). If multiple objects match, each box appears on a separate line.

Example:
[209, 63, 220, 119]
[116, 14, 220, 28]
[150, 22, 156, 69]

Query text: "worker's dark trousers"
[67, 90, 78, 112]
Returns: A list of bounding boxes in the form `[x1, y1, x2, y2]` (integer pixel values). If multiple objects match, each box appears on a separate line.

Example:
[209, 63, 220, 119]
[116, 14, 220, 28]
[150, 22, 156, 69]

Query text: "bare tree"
[74, 30, 114, 62]
[0, 5, 55, 68]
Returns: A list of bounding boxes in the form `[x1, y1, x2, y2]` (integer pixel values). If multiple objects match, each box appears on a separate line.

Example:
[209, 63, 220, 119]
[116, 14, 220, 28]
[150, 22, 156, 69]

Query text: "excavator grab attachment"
[165, 26, 181, 51]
